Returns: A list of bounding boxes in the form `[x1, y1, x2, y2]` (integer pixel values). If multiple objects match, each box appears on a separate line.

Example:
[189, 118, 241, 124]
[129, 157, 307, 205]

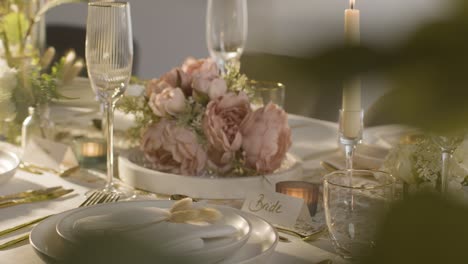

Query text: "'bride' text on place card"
[241, 188, 311, 228]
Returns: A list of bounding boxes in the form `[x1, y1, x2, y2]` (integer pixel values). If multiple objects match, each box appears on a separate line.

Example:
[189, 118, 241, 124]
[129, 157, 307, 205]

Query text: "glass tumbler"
[323, 169, 395, 259]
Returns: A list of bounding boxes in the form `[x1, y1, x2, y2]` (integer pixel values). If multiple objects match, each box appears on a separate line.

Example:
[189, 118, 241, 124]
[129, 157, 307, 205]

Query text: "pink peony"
[240, 102, 292, 174]
[148, 87, 186, 117]
[203, 92, 251, 171]
[141, 119, 207, 176]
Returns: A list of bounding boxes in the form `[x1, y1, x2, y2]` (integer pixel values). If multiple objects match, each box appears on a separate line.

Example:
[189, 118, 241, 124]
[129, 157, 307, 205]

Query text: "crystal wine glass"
[206, 0, 247, 73]
[86, 1, 133, 198]
[432, 132, 465, 194]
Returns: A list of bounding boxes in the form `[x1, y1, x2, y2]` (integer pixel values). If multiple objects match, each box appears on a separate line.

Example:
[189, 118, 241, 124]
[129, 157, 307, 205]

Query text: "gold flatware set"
[0, 191, 120, 250]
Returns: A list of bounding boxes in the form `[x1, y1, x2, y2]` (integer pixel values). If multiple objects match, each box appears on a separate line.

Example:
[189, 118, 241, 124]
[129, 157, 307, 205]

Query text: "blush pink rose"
[240, 102, 292, 174]
[203, 92, 251, 171]
[181, 57, 204, 76]
[145, 68, 191, 97]
[142, 119, 207, 176]
[148, 87, 186, 117]
[183, 58, 227, 100]
[145, 78, 171, 97]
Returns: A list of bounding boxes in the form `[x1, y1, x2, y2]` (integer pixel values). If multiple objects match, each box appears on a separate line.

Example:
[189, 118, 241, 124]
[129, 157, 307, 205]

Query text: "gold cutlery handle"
[0, 200, 16, 208]
[0, 186, 62, 202]
[0, 234, 29, 250]
[0, 189, 73, 208]
[0, 215, 51, 237]
[18, 163, 43, 175]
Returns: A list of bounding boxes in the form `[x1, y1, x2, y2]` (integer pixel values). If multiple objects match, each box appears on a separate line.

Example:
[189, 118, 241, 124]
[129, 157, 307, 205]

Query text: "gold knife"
[320, 161, 339, 172]
[19, 162, 80, 177]
[0, 186, 63, 202]
[18, 163, 43, 175]
[0, 189, 73, 208]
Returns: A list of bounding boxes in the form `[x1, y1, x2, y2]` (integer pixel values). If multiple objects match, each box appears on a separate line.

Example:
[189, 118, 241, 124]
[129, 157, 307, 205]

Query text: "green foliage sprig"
[118, 95, 157, 142]
[29, 57, 72, 105]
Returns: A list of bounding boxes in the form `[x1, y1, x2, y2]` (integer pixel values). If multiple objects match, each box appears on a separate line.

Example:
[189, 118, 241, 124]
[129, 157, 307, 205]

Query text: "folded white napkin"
[73, 207, 170, 232]
[71, 206, 238, 254]
[324, 144, 389, 170]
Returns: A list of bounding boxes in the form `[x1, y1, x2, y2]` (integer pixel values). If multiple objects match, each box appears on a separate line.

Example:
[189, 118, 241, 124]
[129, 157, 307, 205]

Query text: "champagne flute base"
[85, 182, 136, 200]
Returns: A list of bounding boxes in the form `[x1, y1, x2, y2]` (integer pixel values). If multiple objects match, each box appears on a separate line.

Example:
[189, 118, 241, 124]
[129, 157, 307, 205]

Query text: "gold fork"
[275, 225, 328, 242]
[0, 191, 120, 250]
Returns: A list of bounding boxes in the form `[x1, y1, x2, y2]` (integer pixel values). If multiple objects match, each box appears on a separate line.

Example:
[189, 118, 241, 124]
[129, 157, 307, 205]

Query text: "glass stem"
[440, 151, 452, 195]
[215, 58, 226, 75]
[344, 143, 356, 216]
[104, 101, 115, 189]
[344, 144, 355, 171]
[1, 120, 7, 141]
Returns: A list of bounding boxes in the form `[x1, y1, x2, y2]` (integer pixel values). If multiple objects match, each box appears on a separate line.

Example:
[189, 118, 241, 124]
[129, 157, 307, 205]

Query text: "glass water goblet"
[206, 0, 247, 74]
[86, 1, 134, 198]
[323, 170, 395, 260]
[432, 132, 465, 194]
[248, 80, 285, 109]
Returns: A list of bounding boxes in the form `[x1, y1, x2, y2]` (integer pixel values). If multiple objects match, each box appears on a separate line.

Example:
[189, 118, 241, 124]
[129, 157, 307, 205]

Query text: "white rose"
[0, 100, 15, 120]
[148, 87, 186, 117]
[207, 78, 227, 100]
[0, 58, 17, 94]
[0, 58, 17, 120]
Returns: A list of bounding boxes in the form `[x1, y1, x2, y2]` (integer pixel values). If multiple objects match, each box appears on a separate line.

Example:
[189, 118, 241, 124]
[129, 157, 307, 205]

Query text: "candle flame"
[350, 0, 355, 9]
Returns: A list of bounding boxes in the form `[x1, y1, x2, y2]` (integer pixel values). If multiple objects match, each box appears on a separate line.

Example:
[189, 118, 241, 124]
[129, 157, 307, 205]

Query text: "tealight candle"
[81, 141, 106, 158]
[276, 181, 320, 216]
[73, 138, 106, 167]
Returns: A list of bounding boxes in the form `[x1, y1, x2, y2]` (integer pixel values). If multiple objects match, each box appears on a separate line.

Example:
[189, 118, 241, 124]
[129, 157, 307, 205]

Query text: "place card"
[23, 137, 79, 172]
[241, 188, 311, 229]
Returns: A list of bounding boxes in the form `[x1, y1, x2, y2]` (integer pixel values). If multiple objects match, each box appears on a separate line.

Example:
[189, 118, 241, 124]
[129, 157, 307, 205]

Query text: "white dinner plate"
[30, 200, 278, 264]
[55, 200, 250, 262]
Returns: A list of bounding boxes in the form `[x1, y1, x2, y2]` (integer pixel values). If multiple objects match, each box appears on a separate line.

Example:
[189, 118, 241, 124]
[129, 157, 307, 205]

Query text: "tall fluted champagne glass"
[206, 0, 247, 74]
[86, 2, 133, 197]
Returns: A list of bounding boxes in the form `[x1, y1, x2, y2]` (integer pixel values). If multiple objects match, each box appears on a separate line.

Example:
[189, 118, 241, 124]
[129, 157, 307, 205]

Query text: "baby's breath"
[175, 97, 207, 145]
[224, 63, 252, 96]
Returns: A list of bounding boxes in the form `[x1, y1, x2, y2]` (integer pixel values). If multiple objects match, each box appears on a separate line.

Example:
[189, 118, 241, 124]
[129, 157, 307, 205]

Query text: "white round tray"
[118, 149, 302, 199]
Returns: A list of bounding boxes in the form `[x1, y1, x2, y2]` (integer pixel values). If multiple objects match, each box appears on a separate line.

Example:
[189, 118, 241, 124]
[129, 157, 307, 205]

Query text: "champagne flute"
[86, 1, 133, 197]
[206, 0, 247, 73]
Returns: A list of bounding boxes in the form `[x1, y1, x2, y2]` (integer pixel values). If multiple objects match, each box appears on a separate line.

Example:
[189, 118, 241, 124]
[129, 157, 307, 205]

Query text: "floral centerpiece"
[382, 135, 468, 197]
[119, 57, 292, 176]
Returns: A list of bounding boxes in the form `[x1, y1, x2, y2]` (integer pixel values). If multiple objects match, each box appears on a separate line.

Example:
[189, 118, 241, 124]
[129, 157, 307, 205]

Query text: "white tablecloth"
[0, 109, 398, 264]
